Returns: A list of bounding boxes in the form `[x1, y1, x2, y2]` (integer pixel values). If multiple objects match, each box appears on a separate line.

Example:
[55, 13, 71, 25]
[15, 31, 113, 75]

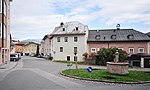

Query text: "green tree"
[96, 47, 128, 65]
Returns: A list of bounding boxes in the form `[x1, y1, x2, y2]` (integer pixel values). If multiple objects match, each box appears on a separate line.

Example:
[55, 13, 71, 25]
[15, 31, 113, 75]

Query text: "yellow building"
[0, 0, 13, 64]
[23, 42, 39, 56]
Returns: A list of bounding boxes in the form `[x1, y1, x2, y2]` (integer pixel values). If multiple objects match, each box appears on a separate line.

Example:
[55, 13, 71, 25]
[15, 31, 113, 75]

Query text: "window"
[57, 37, 60, 42]
[67, 56, 70, 61]
[4, 1, 6, 16]
[0, 0, 6, 15]
[95, 35, 101, 40]
[111, 35, 117, 40]
[74, 37, 78, 42]
[0, 23, 6, 39]
[138, 48, 144, 53]
[127, 34, 134, 40]
[91, 48, 96, 53]
[0, 23, 2, 38]
[129, 48, 134, 55]
[74, 47, 77, 53]
[64, 37, 68, 42]
[76, 27, 78, 31]
[60, 47, 63, 52]
[74, 56, 77, 61]
[0, 0, 1, 13]
[63, 28, 65, 31]
[97, 48, 100, 51]
[118, 47, 124, 50]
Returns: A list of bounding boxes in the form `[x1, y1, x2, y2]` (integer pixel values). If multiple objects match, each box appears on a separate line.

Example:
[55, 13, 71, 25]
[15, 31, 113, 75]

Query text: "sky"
[10, 0, 150, 40]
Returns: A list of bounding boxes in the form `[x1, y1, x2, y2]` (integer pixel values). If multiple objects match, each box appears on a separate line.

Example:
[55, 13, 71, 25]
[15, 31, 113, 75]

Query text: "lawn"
[62, 69, 150, 83]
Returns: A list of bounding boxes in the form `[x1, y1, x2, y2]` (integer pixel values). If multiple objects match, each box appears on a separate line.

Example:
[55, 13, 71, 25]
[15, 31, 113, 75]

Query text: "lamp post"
[74, 51, 78, 71]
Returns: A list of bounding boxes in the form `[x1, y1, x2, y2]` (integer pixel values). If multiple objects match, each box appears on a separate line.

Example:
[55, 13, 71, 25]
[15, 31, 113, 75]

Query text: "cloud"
[10, 0, 150, 40]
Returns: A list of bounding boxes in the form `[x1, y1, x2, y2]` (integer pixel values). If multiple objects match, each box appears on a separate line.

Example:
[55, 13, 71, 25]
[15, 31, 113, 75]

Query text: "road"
[0, 56, 149, 90]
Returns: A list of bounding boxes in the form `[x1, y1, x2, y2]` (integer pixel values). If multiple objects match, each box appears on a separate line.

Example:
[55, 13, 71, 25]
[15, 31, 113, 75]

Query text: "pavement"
[0, 57, 150, 90]
[0, 61, 18, 73]
[0, 59, 150, 74]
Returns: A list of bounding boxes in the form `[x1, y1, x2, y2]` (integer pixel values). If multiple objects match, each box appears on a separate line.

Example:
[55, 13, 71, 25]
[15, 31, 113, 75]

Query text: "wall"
[24, 43, 37, 55]
[88, 42, 148, 54]
[0, 0, 11, 64]
[43, 38, 51, 56]
[52, 35, 87, 62]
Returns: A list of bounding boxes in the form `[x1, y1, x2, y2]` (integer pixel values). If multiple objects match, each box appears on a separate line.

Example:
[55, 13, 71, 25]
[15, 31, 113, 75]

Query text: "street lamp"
[74, 51, 78, 71]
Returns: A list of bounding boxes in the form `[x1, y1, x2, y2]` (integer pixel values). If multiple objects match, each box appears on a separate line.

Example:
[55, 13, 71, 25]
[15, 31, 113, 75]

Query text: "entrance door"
[144, 58, 150, 68]
[67, 56, 70, 61]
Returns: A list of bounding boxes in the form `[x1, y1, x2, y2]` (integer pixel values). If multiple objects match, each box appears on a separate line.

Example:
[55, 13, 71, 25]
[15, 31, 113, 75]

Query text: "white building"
[41, 34, 52, 57]
[51, 21, 88, 62]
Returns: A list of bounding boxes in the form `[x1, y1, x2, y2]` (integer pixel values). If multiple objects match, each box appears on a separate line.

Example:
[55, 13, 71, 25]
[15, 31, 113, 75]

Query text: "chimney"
[60, 22, 64, 26]
[116, 24, 120, 30]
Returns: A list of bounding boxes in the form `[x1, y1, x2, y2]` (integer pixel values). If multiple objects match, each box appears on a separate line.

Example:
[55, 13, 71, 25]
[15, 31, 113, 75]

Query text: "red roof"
[15, 42, 27, 46]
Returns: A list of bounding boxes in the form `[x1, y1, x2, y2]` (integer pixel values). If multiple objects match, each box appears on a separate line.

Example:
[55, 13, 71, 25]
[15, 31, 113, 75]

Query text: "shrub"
[48, 56, 53, 60]
[96, 47, 128, 65]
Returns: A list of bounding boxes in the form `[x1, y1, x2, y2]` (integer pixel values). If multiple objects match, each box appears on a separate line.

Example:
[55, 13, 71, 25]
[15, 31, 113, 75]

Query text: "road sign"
[87, 66, 92, 72]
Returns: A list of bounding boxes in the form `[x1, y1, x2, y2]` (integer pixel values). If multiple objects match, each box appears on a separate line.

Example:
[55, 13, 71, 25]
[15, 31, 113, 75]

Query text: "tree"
[82, 52, 88, 60]
[96, 47, 128, 65]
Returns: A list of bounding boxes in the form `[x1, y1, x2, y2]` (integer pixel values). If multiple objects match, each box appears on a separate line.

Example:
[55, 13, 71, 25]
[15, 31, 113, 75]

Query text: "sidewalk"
[0, 62, 18, 73]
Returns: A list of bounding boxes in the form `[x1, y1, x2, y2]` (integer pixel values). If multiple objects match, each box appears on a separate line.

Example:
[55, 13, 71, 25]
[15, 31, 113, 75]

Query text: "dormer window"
[95, 35, 101, 40]
[111, 35, 117, 40]
[63, 28, 65, 31]
[127, 34, 134, 40]
[60, 22, 64, 26]
[76, 27, 78, 31]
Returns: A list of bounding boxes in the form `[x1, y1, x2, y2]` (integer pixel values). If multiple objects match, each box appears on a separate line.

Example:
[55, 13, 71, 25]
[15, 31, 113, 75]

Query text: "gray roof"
[51, 21, 88, 35]
[88, 29, 150, 42]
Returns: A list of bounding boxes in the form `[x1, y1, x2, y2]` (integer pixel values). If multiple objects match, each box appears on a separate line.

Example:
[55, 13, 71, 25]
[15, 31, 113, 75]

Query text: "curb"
[60, 71, 150, 84]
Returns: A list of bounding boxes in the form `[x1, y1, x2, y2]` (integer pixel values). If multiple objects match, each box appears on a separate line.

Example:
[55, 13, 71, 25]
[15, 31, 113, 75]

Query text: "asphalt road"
[0, 56, 150, 90]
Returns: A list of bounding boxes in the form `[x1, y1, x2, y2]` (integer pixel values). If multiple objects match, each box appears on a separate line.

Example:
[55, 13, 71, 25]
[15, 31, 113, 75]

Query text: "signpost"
[87, 66, 93, 78]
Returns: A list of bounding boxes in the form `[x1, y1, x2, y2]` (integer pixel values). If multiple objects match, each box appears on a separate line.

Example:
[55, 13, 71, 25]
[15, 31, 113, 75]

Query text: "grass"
[62, 69, 150, 82]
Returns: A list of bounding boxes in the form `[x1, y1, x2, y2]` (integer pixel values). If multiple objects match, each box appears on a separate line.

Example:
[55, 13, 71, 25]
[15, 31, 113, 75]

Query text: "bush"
[96, 47, 128, 65]
[48, 56, 53, 60]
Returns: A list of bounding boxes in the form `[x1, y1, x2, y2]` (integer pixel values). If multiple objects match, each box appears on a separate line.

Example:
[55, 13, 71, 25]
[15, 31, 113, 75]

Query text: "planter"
[107, 62, 129, 75]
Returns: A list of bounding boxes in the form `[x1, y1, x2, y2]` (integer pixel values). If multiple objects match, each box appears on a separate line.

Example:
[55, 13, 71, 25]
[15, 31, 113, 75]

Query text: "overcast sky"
[10, 0, 150, 40]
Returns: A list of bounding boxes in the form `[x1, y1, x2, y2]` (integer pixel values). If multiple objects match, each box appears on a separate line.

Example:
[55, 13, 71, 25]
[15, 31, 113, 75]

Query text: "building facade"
[15, 42, 27, 54]
[51, 21, 88, 62]
[0, 0, 12, 64]
[23, 42, 38, 56]
[87, 29, 150, 55]
[41, 34, 52, 57]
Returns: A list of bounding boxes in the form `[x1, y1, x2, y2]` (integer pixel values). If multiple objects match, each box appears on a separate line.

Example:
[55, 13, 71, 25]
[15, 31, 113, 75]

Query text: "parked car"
[10, 53, 20, 61]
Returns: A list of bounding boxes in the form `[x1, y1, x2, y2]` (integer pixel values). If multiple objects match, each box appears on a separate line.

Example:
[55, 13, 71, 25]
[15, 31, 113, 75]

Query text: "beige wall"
[43, 38, 51, 56]
[24, 43, 38, 56]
